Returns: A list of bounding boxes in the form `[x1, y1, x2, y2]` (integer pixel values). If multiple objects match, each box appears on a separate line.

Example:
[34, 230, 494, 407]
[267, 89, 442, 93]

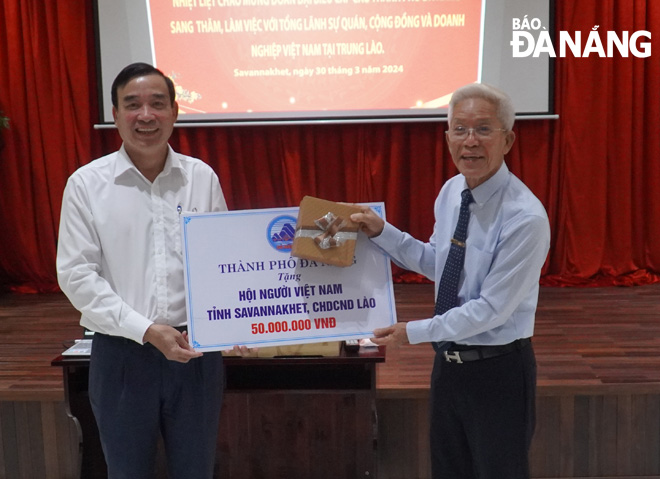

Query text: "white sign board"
[181, 204, 397, 351]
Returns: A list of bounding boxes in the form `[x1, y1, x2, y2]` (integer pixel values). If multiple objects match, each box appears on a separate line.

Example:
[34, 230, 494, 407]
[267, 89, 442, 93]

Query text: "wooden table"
[52, 346, 385, 479]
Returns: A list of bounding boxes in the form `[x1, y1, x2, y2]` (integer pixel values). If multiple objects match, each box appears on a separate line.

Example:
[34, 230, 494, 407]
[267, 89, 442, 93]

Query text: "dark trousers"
[429, 342, 536, 479]
[89, 332, 224, 479]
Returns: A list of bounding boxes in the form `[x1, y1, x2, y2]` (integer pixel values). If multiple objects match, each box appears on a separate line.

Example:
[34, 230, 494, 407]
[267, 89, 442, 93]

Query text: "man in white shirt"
[57, 63, 227, 478]
[351, 83, 550, 478]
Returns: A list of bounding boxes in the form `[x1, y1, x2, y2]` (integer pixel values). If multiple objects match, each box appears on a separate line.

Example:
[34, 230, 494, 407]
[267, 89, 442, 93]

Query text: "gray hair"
[448, 83, 516, 131]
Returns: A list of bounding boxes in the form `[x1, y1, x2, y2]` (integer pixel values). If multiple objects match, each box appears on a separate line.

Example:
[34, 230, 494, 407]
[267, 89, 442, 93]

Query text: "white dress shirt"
[57, 145, 227, 344]
[372, 162, 550, 346]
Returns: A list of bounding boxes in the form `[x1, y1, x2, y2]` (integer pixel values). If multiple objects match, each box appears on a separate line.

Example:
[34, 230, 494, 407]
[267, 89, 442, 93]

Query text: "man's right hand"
[350, 207, 385, 238]
[143, 324, 203, 363]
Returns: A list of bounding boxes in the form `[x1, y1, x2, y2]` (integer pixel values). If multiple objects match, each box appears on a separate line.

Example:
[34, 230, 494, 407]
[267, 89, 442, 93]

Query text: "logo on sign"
[267, 215, 297, 252]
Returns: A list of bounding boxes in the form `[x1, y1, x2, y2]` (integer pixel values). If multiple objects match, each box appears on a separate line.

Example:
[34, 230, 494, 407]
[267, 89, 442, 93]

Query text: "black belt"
[439, 338, 531, 363]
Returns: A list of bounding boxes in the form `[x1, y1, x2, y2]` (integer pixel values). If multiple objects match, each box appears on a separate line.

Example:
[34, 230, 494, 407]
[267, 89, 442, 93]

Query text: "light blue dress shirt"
[372, 162, 550, 346]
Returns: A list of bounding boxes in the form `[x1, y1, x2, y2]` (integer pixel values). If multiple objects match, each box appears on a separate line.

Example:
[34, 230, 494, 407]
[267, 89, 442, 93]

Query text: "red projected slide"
[147, 0, 483, 117]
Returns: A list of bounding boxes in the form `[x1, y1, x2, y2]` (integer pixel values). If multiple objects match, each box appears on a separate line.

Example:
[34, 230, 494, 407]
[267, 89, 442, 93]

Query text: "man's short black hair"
[111, 63, 176, 108]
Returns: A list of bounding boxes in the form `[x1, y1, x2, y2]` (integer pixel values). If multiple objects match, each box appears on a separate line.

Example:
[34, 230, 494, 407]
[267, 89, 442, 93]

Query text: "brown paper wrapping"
[291, 196, 362, 267]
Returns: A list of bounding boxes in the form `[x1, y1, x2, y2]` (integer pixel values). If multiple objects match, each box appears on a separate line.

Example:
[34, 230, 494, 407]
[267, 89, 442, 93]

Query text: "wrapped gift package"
[291, 196, 362, 267]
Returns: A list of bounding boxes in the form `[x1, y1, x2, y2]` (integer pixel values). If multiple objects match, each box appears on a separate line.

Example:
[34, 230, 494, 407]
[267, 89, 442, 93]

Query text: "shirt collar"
[465, 162, 509, 206]
[114, 144, 185, 181]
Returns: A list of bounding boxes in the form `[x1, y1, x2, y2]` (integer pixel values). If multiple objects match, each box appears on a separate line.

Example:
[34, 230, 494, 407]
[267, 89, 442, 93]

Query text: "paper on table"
[62, 339, 93, 356]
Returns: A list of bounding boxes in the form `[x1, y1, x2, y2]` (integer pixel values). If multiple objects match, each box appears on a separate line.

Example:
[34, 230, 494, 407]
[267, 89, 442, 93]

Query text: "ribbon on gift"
[294, 211, 358, 250]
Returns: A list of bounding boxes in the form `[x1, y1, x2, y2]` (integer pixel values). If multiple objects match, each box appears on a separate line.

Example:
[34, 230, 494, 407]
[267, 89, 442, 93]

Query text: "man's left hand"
[143, 324, 203, 363]
[372, 322, 410, 347]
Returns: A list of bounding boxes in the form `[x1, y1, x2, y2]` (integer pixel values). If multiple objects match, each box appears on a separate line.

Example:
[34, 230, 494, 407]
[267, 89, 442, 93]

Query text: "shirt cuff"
[406, 317, 435, 345]
[122, 310, 154, 345]
[371, 222, 401, 248]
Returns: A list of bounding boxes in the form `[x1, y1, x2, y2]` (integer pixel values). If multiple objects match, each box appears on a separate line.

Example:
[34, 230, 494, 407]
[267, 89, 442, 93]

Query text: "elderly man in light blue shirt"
[351, 83, 550, 479]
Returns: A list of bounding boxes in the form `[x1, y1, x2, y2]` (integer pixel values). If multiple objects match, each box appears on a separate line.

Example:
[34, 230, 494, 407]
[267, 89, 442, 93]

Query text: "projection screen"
[94, 0, 553, 126]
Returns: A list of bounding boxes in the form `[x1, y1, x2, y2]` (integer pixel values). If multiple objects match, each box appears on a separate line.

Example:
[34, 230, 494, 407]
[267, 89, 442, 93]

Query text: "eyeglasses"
[446, 125, 508, 140]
